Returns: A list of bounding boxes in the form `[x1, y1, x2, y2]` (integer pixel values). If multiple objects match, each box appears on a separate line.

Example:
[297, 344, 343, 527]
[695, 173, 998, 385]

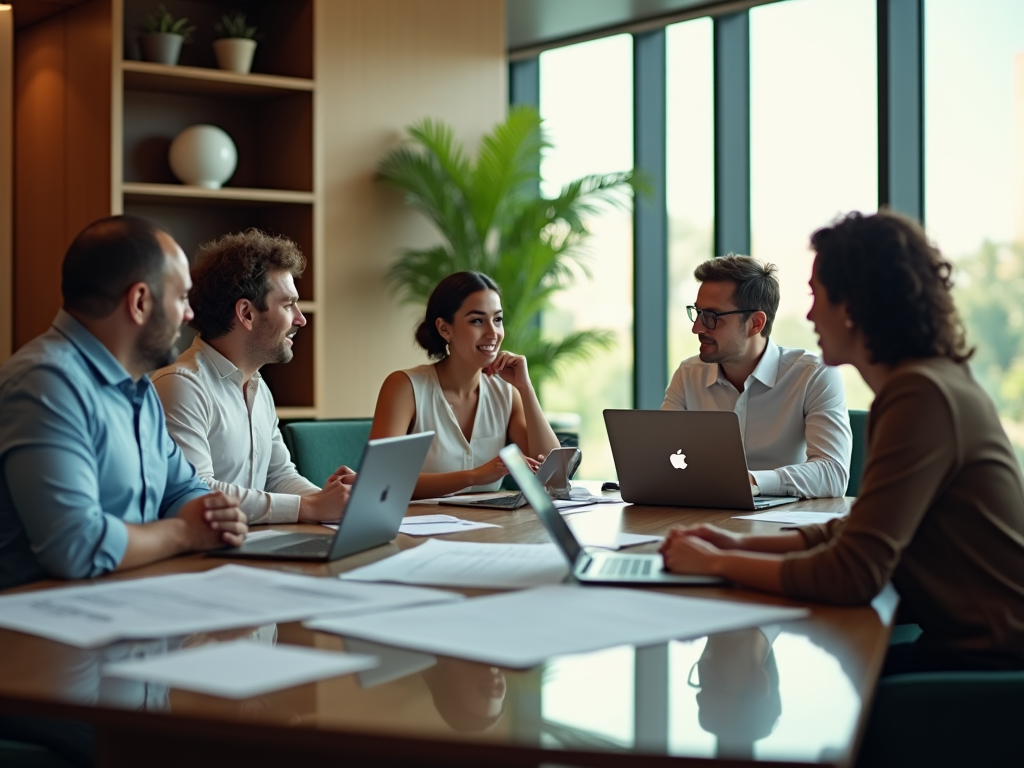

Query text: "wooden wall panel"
[317, 0, 506, 418]
[0, 7, 12, 362]
[13, 0, 113, 350]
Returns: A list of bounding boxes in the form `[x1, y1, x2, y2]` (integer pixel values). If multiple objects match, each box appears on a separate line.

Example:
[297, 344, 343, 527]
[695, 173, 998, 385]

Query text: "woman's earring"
[844, 319, 855, 330]
[445, 341, 451, 356]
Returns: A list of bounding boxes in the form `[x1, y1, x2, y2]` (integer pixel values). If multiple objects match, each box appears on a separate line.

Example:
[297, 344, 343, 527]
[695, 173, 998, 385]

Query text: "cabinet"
[15, 0, 321, 417]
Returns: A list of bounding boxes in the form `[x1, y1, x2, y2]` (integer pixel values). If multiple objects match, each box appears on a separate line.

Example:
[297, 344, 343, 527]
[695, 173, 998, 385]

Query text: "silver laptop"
[603, 410, 800, 510]
[500, 446, 723, 586]
[220, 432, 434, 561]
[443, 447, 581, 510]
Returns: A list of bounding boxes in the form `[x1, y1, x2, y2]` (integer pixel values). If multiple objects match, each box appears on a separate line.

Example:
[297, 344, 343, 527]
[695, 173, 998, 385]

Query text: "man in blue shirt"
[0, 215, 248, 592]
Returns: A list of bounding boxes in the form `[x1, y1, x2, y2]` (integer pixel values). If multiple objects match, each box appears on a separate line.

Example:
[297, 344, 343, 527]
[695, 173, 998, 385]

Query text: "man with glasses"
[662, 256, 851, 499]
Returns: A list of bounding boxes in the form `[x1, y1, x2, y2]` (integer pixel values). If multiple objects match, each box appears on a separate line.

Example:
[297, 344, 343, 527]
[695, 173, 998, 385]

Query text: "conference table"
[0, 491, 894, 768]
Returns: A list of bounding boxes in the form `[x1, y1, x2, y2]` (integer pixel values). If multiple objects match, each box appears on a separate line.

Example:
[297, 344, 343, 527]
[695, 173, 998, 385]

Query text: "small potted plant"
[138, 4, 195, 66]
[213, 11, 258, 74]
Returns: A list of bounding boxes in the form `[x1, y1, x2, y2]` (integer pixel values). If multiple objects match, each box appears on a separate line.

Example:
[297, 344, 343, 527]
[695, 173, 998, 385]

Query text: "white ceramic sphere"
[168, 124, 238, 189]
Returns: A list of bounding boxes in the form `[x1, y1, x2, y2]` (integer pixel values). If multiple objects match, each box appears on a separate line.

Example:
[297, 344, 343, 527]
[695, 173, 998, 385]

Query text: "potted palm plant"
[213, 11, 259, 74]
[138, 4, 195, 66]
[377, 105, 643, 389]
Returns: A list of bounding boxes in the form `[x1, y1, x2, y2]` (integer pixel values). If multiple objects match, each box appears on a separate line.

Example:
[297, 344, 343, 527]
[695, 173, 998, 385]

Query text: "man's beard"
[250, 316, 294, 366]
[136, 300, 179, 371]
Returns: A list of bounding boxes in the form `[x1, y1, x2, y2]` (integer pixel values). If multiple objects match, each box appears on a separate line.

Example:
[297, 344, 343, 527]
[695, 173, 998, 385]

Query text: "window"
[925, 0, 1024, 465]
[539, 35, 634, 479]
[666, 17, 715, 371]
[749, 0, 878, 409]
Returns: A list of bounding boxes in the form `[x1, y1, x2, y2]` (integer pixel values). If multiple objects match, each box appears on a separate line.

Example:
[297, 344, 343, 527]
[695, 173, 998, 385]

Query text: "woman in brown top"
[660, 210, 1024, 675]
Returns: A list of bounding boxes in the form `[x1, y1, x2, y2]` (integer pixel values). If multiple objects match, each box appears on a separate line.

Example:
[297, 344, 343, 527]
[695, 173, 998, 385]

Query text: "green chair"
[856, 670, 1024, 767]
[282, 419, 373, 487]
[846, 409, 869, 497]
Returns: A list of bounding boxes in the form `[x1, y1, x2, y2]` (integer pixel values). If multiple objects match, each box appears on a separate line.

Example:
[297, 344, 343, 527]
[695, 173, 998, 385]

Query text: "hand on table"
[299, 477, 352, 522]
[178, 492, 247, 549]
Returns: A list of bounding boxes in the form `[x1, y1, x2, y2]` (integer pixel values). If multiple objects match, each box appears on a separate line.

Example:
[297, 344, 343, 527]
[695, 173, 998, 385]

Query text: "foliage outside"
[215, 12, 258, 40]
[376, 105, 644, 387]
[138, 4, 196, 41]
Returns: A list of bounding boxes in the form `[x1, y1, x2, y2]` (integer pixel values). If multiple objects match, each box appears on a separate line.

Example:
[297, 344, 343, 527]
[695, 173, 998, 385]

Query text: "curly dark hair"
[415, 271, 501, 359]
[810, 210, 973, 365]
[189, 229, 306, 341]
[694, 255, 780, 337]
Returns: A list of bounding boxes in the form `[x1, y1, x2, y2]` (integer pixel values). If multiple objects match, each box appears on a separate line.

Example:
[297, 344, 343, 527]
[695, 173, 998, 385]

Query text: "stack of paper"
[308, 585, 808, 669]
[103, 641, 379, 699]
[340, 539, 569, 589]
[0, 565, 462, 648]
[733, 510, 846, 525]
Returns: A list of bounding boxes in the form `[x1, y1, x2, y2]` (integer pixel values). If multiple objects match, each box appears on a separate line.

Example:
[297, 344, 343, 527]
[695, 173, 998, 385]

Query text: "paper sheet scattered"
[340, 539, 569, 589]
[578, 532, 662, 550]
[103, 641, 378, 699]
[308, 585, 808, 668]
[0, 565, 463, 648]
[733, 510, 847, 525]
[322, 515, 502, 536]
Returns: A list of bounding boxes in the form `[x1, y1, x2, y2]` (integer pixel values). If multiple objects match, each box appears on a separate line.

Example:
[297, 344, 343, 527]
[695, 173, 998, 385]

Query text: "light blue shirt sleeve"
[2, 369, 130, 579]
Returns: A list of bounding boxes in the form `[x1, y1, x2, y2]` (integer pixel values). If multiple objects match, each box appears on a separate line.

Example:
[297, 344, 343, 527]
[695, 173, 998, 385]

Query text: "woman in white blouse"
[370, 272, 561, 499]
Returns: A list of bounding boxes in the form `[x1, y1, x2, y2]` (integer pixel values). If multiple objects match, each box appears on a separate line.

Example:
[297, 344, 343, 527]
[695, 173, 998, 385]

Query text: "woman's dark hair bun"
[416, 271, 501, 360]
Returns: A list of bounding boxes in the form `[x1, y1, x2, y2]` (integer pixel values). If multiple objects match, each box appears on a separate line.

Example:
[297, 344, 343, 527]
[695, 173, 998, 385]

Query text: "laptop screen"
[500, 446, 582, 566]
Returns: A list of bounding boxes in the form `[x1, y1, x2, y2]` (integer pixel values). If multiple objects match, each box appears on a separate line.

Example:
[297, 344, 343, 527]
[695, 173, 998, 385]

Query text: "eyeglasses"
[686, 305, 756, 330]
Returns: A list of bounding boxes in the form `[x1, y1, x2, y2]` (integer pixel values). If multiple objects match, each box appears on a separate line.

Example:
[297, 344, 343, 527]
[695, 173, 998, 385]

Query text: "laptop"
[603, 410, 800, 510]
[219, 432, 434, 561]
[443, 447, 581, 510]
[500, 446, 723, 586]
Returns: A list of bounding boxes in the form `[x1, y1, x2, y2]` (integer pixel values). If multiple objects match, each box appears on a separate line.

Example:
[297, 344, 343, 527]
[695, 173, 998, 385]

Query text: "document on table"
[578, 532, 662, 550]
[307, 585, 808, 669]
[0, 565, 463, 648]
[340, 539, 569, 589]
[103, 641, 379, 699]
[733, 510, 847, 525]
[322, 515, 501, 536]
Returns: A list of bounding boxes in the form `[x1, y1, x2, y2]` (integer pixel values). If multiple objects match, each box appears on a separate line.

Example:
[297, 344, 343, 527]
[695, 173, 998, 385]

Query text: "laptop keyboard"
[271, 538, 332, 557]
[598, 557, 653, 578]
[463, 495, 524, 508]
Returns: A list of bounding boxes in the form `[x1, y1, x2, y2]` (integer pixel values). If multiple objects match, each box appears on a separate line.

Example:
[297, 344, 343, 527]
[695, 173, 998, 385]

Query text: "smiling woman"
[369, 271, 562, 499]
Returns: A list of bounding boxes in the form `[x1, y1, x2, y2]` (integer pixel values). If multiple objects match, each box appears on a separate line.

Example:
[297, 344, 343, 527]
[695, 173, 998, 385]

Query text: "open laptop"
[443, 447, 581, 510]
[500, 446, 723, 585]
[219, 432, 434, 561]
[603, 410, 800, 510]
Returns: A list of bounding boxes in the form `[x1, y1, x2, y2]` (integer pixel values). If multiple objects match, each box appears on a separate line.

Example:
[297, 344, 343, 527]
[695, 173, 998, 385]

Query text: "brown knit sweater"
[781, 357, 1024, 658]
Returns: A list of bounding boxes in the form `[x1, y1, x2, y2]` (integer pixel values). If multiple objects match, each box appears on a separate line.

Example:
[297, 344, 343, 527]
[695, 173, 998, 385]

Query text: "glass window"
[666, 17, 715, 372]
[924, 0, 1024, 465]
[539, 35, 634, 480]
[749, 0, 878, 409]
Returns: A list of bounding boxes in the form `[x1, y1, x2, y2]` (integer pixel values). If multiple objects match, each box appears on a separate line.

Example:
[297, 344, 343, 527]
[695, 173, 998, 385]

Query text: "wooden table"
[0, 494, 895, 767]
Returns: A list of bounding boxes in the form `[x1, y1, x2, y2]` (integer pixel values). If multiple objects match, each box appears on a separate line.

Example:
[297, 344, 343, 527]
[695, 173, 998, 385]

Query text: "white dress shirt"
[152, 339, 320, 524]
[404, 364, 513, 493]
[661, 341, 852, 498]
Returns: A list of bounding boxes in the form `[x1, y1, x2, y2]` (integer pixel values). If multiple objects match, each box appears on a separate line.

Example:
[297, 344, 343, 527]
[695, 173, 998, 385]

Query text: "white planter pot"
[213, 38, 257, 74]
[168, 125, 238, 189]
[139, 33, 184, 66]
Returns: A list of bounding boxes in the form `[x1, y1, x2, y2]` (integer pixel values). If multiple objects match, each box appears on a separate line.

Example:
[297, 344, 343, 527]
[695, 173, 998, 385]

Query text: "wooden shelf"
[276, 407, 318, 421]
[122, 183, 314, 206]
[297, 301, 317, 313]
[122, 61, 314, 99]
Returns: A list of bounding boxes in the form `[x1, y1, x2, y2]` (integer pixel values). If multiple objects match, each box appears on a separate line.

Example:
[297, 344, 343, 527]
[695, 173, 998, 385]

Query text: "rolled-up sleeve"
[1, 371, 128, 579]
[754, 364, 852, 498]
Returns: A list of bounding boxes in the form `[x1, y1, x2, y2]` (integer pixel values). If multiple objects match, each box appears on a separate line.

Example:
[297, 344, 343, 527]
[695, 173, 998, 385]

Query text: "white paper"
[103, 641, 379, 699]
[0, 565, 463, 648]
[340, 539, 569, 589]
[308, 586, 808, 669]
[733, 510, 847, 525]
[324, 515, 502, 537]
[578, 532, 662, 550]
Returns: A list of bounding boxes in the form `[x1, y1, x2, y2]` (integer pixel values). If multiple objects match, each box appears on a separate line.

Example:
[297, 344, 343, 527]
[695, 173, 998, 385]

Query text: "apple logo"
[669, 450, 688, 469]
[380, 486, 389, 503]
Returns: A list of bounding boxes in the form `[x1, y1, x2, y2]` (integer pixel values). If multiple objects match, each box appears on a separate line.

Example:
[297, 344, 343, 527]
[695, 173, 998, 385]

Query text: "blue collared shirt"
[0, 311, 209, 591]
